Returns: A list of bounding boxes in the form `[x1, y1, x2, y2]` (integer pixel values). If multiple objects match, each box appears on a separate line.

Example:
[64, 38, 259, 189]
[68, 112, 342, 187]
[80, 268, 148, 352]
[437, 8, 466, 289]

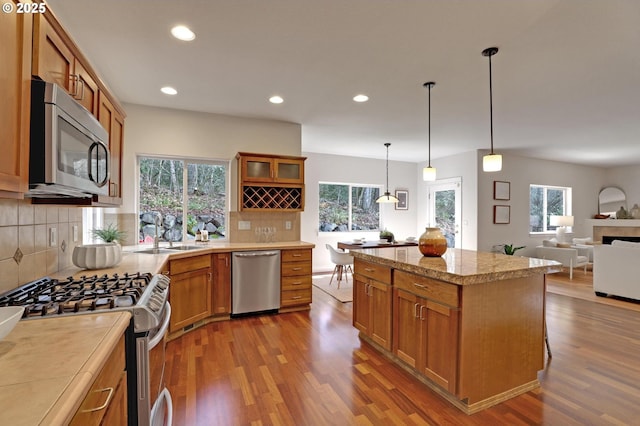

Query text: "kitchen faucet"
[154, 214, 162, 250]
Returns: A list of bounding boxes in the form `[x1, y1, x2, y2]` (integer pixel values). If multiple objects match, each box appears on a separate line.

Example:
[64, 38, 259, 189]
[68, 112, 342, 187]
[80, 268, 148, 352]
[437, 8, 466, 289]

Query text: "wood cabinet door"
[212, 253, 231, 315]
[32, 14, 74, 92]
[369, 280, 392, 350]
[98, 92, 123, 203]
[169, 268, 212, 331]
[241, 156, 274, 182]
[73, 59, 98, 114]
[101, 372, 128, 425]
[353, 276, 370, 333]
[393, 289, 421, 369]
[274, 158, 304, 183]
[0, 3, 31, 197]
[421, 300, 459, 393]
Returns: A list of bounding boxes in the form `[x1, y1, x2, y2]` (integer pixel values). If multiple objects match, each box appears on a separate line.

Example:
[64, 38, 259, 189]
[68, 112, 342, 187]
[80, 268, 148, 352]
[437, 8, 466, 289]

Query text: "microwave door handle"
[88, 141, 110, 187]
[88, 142, 97, 184]
[96, 141, 110, 187]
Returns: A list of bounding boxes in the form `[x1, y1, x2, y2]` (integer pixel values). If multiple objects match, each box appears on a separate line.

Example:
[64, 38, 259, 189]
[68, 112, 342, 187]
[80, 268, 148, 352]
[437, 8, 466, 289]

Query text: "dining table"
[337, 240, 419, 250]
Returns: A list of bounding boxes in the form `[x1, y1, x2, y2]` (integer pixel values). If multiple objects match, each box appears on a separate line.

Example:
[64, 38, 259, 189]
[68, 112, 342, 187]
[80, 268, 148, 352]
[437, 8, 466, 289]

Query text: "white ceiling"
[47, 0, 640, 166]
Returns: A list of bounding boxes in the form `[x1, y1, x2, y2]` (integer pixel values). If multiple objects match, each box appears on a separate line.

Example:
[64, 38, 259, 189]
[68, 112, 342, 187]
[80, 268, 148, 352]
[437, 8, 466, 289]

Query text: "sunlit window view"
[139, 157, 227, 242]
[529, 184, 572, 233]
[319, 183, 380, 232]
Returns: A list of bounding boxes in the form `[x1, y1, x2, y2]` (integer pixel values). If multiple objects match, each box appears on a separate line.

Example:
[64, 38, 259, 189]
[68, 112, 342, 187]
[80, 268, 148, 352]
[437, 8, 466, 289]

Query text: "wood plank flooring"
[165, 271, 640, 425]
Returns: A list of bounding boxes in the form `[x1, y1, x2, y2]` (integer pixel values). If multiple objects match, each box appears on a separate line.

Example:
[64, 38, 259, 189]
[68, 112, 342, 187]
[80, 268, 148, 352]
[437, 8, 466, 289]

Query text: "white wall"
[121, 103, 302, 213]
[416, 150, 479, 250]
[476, 152, 607, 257]
[301, 152, 418, 272]
[604, 165, 640, 211]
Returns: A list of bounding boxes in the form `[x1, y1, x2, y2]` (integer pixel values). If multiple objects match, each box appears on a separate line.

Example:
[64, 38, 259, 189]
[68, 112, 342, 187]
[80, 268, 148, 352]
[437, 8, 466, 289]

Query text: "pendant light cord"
[488, 53, 494, 155]
[428, 85, 432, 167]
[385, 142, 390, 194]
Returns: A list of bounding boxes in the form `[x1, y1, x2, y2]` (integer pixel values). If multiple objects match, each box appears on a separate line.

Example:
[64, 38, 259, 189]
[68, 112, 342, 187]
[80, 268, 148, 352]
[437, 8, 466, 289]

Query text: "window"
[138, 156, 228, 243]
[319, 183, 381, 232]
[529, 184, 572, 233]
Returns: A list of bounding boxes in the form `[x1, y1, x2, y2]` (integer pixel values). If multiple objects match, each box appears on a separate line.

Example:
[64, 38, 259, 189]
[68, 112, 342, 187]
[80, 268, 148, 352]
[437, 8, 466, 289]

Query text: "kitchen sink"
[134, 248, 173, 254]
[166, 245, 201, 251]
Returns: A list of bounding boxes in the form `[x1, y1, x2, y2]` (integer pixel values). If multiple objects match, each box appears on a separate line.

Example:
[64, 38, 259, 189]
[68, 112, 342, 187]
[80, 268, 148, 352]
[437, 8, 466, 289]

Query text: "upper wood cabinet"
[26, 9, 126, 206]
[239, 154, 305, 184]
[0, 2, 32, 198]
[99, 92, 124, 203]
[236, 152, 306, 211]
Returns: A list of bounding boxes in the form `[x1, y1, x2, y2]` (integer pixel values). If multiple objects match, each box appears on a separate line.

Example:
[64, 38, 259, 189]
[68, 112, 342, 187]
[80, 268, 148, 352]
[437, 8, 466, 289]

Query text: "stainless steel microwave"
[28, 79, 110, 199]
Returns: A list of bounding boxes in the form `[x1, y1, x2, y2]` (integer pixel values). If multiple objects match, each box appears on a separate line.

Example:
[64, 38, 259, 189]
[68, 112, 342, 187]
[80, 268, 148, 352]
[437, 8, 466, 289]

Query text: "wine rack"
[241, 186, 303, 210]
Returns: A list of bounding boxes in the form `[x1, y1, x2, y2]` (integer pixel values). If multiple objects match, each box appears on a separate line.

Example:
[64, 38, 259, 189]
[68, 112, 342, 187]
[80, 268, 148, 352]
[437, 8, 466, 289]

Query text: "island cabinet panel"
[280, 248, 312, 309]
[353, 259, 392, 350]
[169, 254, 212, 331]
[393, 277, 459, 393]
[70, 336, 127, 425]
[212, 252, 231, 315]
[0, 3, 31, 198]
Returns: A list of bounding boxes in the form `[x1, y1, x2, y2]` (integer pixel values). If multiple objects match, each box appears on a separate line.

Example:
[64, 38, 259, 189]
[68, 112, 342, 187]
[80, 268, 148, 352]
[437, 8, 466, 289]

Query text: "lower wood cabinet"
[169, 254, 212, 331]
[70, 336, 127, 425]
[212, 252, 231, 315]
[353, 259, 392, 351]
[280, 248, 312, 309]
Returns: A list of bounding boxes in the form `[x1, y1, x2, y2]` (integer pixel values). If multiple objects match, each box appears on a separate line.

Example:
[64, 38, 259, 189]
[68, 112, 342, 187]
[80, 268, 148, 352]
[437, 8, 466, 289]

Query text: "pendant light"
[422, 81, 437, 181]
[482, 46, 502, 172]
[376, 143, 399, 203]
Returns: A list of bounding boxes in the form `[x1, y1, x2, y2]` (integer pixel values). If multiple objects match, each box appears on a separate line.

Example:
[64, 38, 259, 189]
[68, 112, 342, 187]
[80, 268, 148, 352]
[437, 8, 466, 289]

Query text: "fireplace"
[602, 235, 640, 244]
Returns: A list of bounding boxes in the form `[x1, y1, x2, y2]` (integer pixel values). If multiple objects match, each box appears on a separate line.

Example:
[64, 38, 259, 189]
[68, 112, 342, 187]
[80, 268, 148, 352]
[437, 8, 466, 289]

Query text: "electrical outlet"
[73, 225, 78, 242]
[238, 221, 251, 230]
[285, 221, 292, 230]
[49, 227, 57, 247]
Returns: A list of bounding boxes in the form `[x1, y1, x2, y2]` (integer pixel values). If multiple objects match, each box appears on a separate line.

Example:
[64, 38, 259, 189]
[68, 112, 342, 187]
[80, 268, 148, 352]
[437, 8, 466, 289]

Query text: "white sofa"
[536, 244, 589, 279]
[593, 240, 640, 300]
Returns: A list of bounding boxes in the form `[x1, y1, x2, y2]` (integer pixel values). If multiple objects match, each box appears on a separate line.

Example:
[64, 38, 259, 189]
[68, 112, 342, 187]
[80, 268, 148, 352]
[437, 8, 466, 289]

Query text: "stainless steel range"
[0, 272, 173, 426]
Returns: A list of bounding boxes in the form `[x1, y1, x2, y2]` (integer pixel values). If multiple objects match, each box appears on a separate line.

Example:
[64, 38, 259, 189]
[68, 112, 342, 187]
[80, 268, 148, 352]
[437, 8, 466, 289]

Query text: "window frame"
[137, 154, 230, 243]
[529, 183, 573, 235]
[318, 181, 383, 233]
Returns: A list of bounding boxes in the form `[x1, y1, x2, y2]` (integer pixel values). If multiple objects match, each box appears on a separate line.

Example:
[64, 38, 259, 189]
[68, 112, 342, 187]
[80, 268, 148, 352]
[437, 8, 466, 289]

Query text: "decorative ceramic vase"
[72, 243, 122, 269]
[418, 227, 447, 257]
[631, 204, 640, 219]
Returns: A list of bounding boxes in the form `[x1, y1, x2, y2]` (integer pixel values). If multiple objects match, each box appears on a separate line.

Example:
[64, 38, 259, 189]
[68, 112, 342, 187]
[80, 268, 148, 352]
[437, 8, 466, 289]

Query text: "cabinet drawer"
[354, 259, 391, 284]
[281, 288, 312, 307]
[394, 270, 459, 308]
[281, 249, 312, 262]
[282, 261, 311, 277]
[282, 275, 312, 291]
[70, 336, 125, 425]
[170, 254, 211, 275]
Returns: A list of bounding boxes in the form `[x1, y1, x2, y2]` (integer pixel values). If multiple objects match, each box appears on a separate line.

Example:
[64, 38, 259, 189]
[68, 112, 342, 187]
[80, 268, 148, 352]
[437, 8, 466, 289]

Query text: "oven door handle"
[150, 387, 173, 426]
[149, 302, 171, 350]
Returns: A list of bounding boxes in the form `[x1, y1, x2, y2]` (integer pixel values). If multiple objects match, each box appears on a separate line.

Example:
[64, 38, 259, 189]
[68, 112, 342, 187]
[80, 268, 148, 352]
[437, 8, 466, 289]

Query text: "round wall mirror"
[599, 187, 626, 215]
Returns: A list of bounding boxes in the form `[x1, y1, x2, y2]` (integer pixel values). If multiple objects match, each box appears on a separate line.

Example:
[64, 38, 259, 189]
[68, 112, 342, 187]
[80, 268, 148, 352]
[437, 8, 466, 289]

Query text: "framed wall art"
[395, 190, 408, 210]
[493, 181, 510, 201]
[494, 205, 510, 224]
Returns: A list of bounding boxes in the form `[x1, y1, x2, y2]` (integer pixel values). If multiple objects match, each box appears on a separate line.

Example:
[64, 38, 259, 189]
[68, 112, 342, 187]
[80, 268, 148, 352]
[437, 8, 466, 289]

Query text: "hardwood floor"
[165, 271, 640, 425]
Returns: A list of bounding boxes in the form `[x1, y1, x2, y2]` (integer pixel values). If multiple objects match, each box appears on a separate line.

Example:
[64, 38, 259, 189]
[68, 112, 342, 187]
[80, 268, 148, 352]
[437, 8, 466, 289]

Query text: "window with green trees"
[529, 184, 572, 233]
[138, 157, 227, 243]
[319, 183, 381, 232]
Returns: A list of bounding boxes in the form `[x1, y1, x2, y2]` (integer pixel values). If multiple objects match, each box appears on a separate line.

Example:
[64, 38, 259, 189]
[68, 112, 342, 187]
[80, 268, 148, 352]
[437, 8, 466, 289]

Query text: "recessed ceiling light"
[161, 86, 178, 95]
[269, 95, 284, 104]
[171, 25, 196, 41]
[353, 94, 369, 102]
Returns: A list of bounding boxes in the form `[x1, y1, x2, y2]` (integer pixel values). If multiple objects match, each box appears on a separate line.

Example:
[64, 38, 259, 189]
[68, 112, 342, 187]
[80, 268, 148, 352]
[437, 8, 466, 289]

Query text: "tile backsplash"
[0, 199, 83, 294]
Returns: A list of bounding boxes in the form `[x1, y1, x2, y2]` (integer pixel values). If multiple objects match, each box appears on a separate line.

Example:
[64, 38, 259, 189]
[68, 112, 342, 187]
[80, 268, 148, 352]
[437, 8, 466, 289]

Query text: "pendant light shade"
[376, 143, 399, 203]
[482, 47, 502, 172]
[422, 81, 437, 181]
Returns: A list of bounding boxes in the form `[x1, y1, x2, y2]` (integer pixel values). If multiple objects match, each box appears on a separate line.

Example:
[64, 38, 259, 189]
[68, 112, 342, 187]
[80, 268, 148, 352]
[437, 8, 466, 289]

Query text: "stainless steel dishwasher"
[232, 250, 281, 316]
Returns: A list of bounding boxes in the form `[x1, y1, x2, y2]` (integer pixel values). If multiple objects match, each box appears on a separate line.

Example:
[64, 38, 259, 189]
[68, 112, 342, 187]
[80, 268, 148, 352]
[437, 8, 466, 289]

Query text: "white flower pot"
[72, 243, 122, 270]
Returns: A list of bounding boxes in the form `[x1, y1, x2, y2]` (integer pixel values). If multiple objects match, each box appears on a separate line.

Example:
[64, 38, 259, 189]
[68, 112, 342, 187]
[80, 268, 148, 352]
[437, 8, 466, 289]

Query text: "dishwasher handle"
[234, 251, 280, 258]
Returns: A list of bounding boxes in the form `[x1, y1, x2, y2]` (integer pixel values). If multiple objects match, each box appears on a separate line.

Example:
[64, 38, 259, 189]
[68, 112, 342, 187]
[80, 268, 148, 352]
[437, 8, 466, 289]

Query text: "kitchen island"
[351, 247, 561, 414]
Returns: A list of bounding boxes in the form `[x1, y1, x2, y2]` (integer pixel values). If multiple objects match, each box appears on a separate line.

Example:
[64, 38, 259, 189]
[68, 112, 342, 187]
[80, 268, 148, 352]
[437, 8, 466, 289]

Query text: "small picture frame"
[494, 205, 510, 224]
[494, 181, 510, 201]
[395, 190, 408, 210]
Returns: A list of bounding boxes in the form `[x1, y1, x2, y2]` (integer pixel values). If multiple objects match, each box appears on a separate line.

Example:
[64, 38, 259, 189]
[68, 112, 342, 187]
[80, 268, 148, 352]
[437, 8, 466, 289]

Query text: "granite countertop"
[351, 247, 562, 285]
[0, 311, 131, 426]
[53, 241, 315, 280]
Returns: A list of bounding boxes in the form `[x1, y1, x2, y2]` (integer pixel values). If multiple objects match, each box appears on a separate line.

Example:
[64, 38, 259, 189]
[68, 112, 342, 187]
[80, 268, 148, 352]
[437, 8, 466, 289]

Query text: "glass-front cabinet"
[239, 154, 305, 184]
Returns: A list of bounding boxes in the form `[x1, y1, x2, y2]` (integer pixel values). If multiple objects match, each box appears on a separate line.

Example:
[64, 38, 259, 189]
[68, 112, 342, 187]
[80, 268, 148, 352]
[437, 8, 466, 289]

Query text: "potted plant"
[72, 224, 127, 270]
[379, 229, 395, 243]
[502, 244, 525, 256]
